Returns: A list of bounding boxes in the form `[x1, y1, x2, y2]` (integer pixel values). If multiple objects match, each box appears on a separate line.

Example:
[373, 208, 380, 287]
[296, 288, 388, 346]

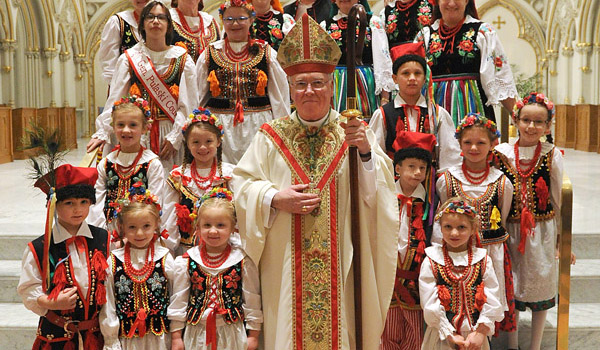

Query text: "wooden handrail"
[556, 173, 573, 349]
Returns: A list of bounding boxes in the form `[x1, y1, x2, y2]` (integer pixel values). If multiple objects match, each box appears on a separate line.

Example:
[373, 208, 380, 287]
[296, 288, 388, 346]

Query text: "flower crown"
[182, 108, 224, 136]
[108, 181, 162, 220]
[435, 199, 478, 221]
[189, 187, 234, 223]
[219, 0, 255, 17]
[455, 113, 501, 139]
[113, 95, 153, 123]
[513, 92, 555, 119]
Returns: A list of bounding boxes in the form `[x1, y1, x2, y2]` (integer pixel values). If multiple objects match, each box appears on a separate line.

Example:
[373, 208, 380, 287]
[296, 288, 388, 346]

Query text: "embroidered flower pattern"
[425, 32, 443, 66]
[224, 269, 241, 289]
[490, 51, 506, 71]
[458, 28, 477, 63]
[417, 1, 432, 26]
[115, 274, 132, 294]
[148, 272, 166, 292]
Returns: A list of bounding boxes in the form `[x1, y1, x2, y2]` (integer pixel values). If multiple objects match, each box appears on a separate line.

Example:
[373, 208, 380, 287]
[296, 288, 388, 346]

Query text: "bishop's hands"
[340, 117, 371, 155]
[271, 184, 321, 215]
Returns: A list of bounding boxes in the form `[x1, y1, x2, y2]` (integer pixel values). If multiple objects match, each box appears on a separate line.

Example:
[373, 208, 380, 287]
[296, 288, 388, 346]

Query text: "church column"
[59, 50, 73, 107]
[25, 49, 41, 107]
[44, 48, 59, 107]
[0, 40, 17, 107]
[592, 44, 600, 104]
[557, 46, 573, 105]
[574, 43, 593, 104]
[546, 49, 559, 103]
[74, 54, 91, 137]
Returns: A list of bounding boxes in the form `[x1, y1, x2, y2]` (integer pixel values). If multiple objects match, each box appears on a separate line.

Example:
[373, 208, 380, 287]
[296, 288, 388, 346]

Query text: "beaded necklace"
[256, 11, 274, 22]
[514, 140, 542, 178]
[123, 241, 156, 283]
[190, 159, 217, 191]
[441, 243, 474, 283]
[200, 243, 232, 268]
[396, 0, 418, 11]
[461, 162, 490, 185]
[224, 37, 250, 62]
[438, 17, 466, 53]
[115, 147, 145, 178]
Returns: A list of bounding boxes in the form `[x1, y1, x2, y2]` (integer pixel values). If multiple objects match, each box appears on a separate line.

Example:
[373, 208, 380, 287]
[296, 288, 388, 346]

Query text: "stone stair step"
[0, 260, 21, 303]
[569, 259, 600, 304]
[0, 303, 39, 350]
[571, 233, 600, 259]
[0, 230, 39, 260]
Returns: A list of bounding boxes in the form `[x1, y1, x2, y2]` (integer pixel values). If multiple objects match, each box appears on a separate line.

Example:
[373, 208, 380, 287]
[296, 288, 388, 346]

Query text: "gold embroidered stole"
[261, 115, 348, 350]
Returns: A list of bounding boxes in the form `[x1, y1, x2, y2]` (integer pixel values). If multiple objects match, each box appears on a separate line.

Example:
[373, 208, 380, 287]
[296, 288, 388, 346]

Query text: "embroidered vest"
[113, 254, 170, 337]
[384, 0, 434, 47]
[186, 258, 244, 325]
[493, 148, 555, 222]
[103, 160, 151, 223]
[284, 0, 332, 24]
[391, 198, 430, 309]
[426, 22, 482, 77]
[118, 15, 139, 55]
[205, 44, 271, 113]
[324, 14, 373, 66]
[253, 12, 286, 51]
[445, 171, 509, 245]
[381, 102, 430, 154]
[166, 175, 200, 247]
[29, 226, 109, 347]
[172, 15, 220, 62]
[431, 256, 486, 330]
[129, 54, 186, 120]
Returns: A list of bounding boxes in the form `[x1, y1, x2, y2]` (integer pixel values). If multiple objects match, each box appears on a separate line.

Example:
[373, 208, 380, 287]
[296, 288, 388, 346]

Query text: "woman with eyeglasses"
[321, 0, 395, 120]
[249, 0, 295, 51]
[170, 0, 221, 62]
[195, 0, 290, 164]
[88, 0, 198, 172]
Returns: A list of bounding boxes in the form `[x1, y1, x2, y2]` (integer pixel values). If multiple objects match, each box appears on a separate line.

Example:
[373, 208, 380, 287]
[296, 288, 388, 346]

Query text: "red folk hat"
[394, 131, 436, 153]
[390, 42, 426, 63]
[34, 164, 98, 195]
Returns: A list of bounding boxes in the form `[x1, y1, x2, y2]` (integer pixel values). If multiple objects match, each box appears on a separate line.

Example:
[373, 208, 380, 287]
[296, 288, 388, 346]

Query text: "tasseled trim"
[110, 230, 120, 243]
[475, 283, 487, 312]
[207, 71, 221, 97]
[490, 206, 501, 230]
[234, 100, 244, 126]
[42, 340, 52, 350]
[48, 263, 67, 301]
[84, 331, 102, 350]
[256, 70, 268, 96]
[535, 177, 549, 211]
[437, 284, 451, 310]
[519, 208, 535, 254]
[129, 83, 141, 97]
[175, 203, 193, 233]
[169, 84, 179, 99]
[413, 203, 426, 263]
[128, 308, 147, 338]
[92, 250, 108, 281]
[63, 338, 76, 350]
[96, 282, 107, 306]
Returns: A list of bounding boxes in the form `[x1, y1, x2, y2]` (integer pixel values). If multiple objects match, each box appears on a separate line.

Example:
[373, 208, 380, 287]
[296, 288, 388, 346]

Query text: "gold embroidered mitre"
[276, 13, 341, 75]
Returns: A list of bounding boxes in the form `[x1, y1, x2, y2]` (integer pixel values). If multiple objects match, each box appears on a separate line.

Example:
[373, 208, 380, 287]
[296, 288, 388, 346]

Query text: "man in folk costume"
[233, 13, 399, 349]
[17, 164, 110, 350]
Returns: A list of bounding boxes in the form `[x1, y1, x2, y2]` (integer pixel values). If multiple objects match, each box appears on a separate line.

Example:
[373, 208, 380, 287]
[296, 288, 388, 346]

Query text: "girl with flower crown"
[90, 96, 166, 236]
[420, 198, 503, 350]
[170, 188, 262, 350]
[170, 0, 221, 62]
[88, 1, 198, 172]
[162, 108, 235, 254]
[493, 93, 573, 350]
[100, 184, 176, 350]
[250, 0, 295, 51]
[195, 0, 290, 164]
[434, 113, 516, 338]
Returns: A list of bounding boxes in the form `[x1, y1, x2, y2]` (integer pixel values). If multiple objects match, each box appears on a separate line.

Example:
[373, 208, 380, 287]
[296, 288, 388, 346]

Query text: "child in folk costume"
[434, 113, 516, 336]
[170, 0, 221, 62]
[162, 108, 235, 254]
[196, 0, 290, 164]
[89, 96, 166, 237]
[18, 164, 110, 350]
[100, 184, 175, 350]
[170, 188, 262, 350]
[493, 93, 573, 350]
[381, 0, 435, 48]
[89, 1, 198, 171]
[250, 0, 295, 51]
[321, 0, 395, 118]
[381, 132, 436, 350]
[369, 42, 460, 172]
[420, 198, 503, 350]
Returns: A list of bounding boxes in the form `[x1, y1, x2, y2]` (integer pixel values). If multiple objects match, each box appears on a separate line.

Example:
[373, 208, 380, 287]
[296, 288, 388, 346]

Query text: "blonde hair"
[195, 197, 237, 228]
[116, 201, 161, 238]
[111, 102, 148, 127]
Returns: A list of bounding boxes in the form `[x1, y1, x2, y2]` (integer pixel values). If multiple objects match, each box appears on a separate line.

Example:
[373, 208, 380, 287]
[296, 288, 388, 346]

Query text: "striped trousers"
[381, 307, 424, 350]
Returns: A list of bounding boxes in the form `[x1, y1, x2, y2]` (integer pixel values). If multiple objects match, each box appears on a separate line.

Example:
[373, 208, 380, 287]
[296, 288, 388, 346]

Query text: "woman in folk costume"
[250, 0, 295, 51]
[321, 0, 395, 119]
[196, 0, 290, 164]
[18, 164, 110, 350]
[162, 108, 235, 254]
[88, 1, 198, 172]
[98, 0, 150, 85]
[415, 0, 518, 125]
[434, 114, 516, 336]
[233, 13, 398, 349]
[381, 0, 435, 49]
[170, 0, 221, 62]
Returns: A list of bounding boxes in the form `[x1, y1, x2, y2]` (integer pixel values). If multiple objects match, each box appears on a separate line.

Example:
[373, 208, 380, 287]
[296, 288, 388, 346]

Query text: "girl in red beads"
[493, 93, 574, 350]
[99, 184, 176, 350]
[420, 197, 503, 350]
[434, 113, 516, 338]
[163, 108, 234, 255]
[170, 188, 262, 350]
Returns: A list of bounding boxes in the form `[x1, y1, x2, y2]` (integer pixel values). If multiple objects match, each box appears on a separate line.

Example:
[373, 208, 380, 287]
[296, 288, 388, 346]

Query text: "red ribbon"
[234, 100, 244, 126]
[205, 307, 228, 349]
[150, 119, 161, 154]
[66, 236, 87, 254]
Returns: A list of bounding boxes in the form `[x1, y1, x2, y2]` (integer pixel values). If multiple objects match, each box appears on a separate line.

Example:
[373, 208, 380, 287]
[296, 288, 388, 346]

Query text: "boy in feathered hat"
[17, 164, 110, 350]
[369, 42, 460, 173]
[382, 131, 435, 349]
